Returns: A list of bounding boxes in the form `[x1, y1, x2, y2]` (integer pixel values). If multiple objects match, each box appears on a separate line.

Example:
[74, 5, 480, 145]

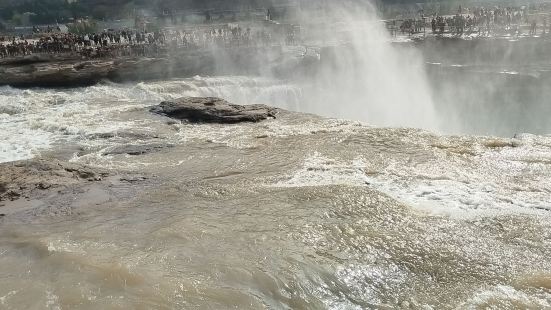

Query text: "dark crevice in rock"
[104, 144, 174, 156]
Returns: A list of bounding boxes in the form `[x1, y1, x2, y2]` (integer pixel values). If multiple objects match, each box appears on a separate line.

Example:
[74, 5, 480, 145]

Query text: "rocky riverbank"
[0, 46, 294, 87]
[4, 36, 550, 88]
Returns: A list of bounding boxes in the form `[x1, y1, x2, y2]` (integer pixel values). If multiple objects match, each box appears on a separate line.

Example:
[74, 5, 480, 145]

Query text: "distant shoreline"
[0, 46, 290, 88]
[2, 35, 550, 88]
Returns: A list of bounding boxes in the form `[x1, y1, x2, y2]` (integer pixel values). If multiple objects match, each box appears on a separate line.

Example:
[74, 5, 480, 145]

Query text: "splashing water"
[0, 77, 303, 163]
[292, 1, 438, 130]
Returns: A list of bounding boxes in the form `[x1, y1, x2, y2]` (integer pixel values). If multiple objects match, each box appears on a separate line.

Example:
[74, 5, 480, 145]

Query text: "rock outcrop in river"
[151, 97, 277, 123]
[0, 159, 108, 202]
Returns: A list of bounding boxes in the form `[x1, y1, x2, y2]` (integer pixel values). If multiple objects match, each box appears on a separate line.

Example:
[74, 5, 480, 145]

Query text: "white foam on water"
[0, 291, 18, 306]
[272, 152, 370, 188]
[500, 70, 520, 75]
[270, 138, 551, 219]
[0, 85, 149, 163]
[458, 285, 551, 309]
[0, 120, 53, 163]
[3, 78, 550, 220]
[136, 76, 303, 111]
[0, 77, 305, 163]
[46, 290, 61, 310]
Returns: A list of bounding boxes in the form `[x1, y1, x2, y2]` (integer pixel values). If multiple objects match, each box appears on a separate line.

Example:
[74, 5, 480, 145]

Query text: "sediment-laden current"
[1, 75, 551, 309]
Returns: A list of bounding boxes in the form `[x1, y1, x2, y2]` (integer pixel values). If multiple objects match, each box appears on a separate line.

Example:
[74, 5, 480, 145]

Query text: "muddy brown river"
[1, 77, 551, 308]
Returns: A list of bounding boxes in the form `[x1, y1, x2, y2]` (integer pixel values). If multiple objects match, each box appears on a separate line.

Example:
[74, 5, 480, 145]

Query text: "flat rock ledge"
[151, 97, 277, 124]
[0, 159, 108, 202]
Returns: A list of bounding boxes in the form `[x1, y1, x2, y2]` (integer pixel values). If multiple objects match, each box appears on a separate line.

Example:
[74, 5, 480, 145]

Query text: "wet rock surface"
[0, 159, 108, 202]
[103, 143, 174, 156]
[0, 46, 290, 88]
[0, 58, 152, 87]
[151, 97, 277, 124]
[0, 158, 155, 221]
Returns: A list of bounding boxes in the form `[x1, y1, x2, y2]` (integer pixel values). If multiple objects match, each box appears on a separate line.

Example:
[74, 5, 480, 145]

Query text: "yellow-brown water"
[1, 79, 551, 308]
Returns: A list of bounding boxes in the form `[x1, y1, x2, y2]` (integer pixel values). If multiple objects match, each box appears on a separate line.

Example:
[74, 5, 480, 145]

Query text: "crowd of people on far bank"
[0, 26, 295, 59]
[395, 4, 551, 37]
[0, 31, 167, 59]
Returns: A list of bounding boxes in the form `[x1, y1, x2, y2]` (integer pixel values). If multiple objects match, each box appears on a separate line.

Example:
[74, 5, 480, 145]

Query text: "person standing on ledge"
[530, 20, 537, 36]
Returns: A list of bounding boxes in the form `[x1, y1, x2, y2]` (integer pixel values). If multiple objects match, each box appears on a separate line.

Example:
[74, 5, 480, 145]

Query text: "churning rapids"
[1, 75, 551, 309]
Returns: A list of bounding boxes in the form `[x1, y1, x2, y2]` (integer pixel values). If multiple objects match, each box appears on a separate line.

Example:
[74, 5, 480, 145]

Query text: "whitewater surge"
[1, 100, 551, 308]
[0, 77, 302, 163]
[2, 77, 550, 218]
[272, 137, 551, 218]
[1, 75, 551, 308]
